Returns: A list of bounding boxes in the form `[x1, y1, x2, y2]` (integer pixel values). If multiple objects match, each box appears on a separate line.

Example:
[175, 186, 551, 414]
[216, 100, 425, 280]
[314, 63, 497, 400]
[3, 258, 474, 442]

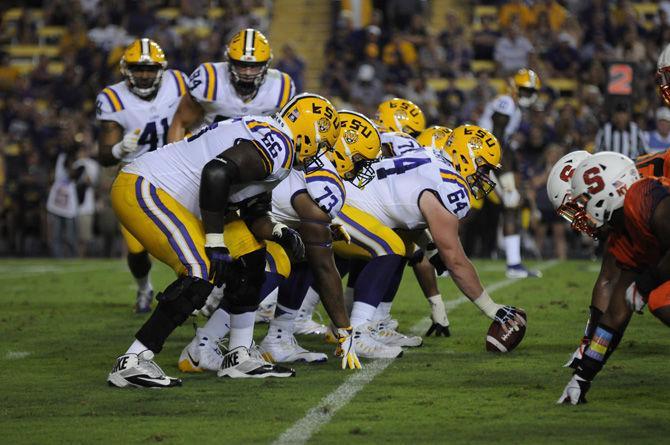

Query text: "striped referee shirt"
[595, 122, 648, 158]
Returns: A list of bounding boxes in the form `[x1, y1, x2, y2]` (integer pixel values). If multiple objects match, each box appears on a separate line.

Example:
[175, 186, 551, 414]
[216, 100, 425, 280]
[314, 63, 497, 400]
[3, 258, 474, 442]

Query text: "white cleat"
[255, 302, 276, 323]
[260, 331, 327, 363]
[372, 320, 423, 347]
[294, 316, 328, 336]
[107, 350, 181, 388]
[217, 345, 296, 378]
[134, 289, 153, 314]
[377, 316, 399, 331]
[178, 328, 224, 373]
[506, 264, 542, 279]
[353, 325, 403, 359]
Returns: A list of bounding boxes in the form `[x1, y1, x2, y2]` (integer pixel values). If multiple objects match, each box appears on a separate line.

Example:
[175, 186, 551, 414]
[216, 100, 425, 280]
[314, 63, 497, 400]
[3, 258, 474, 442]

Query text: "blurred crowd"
[322, 0, 670, 260]
[2, 0, 670, 260]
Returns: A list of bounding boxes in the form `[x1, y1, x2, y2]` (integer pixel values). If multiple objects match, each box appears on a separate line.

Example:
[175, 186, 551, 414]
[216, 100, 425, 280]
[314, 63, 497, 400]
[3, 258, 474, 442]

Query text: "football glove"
[330, 223, 351, 243]
[425, 295, 450, 337]
[557, 374, 591, 405]
[625, 282, 647, 314]
[563, 336, 589, 369]
[498, 172, 521, 208]
[425, 242, 447, 275]
[205, 233, 233, 288]
[494, 306, 525, 333]
[334, 326, 362, 370]
[111, 129, 140, 160]
[272, 223, 305, 261]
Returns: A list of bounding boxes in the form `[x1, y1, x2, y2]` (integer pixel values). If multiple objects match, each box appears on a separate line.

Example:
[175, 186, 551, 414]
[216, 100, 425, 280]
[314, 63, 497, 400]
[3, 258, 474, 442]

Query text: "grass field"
[1, 258, 669, 444]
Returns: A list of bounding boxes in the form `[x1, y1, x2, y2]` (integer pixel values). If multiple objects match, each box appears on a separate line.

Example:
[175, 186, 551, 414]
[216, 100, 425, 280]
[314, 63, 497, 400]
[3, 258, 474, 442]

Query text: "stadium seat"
[47, 61, 64, 75]
[5, 45, 60, 61]
[3, 7, 24, 22]
[546, 78, 577, 97]
[9, 60, 34, 75]
[207, 7, 224, 20]
[156, 8, 179, 22]
[38, 27, 67, 45]
[472, 6, 499, 31]
[633, 3, 659, 31]
[472, 60, 496, 73]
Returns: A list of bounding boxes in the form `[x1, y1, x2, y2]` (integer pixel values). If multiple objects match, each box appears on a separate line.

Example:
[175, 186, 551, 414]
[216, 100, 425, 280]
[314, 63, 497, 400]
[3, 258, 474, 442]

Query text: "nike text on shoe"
[217, 346, 296, 378]
[506, 263, 542, 279]
[353, 326, 403, 359]
[178, 329, 224, 372]
[260, 331, 327, 363]
[107, 350, 182, 388]
[134, 289, 153, 314]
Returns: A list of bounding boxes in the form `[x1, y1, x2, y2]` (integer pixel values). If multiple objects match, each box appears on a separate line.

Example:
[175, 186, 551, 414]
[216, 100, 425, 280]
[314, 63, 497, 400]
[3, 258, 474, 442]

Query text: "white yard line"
[5, 351, 31, 360]
[0, 263, 124, 279]
[273, 260, 559, 445]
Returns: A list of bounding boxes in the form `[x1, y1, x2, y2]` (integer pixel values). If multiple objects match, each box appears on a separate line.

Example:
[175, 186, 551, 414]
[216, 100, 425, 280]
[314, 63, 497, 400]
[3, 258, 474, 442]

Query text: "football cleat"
[294, 315, 328, 336]
[371, 320, 423, 347]
[178, 328, 224, 373]
[134, 288, 153, 314]
[259, 330, 327, 363]
[217, 345, 296, 378]
[505, 264, 542, 279]
[376, 316, 399, 331]
[353, 326, 403, 359]
[255, 301, 276, 324]
[107, 350, 182, 388]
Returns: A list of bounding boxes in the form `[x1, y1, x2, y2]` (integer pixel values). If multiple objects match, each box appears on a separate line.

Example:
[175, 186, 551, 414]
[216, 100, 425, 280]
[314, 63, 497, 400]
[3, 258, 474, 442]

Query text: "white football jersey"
[271, 155, 345, 226]
[188, 62, 295, 123]
[124, 116, 294, 217]
[381, 131, 424, 157]
[96, 70, 189, 162]
[478, 94, 521, 143]
[342, 150, 471, 230]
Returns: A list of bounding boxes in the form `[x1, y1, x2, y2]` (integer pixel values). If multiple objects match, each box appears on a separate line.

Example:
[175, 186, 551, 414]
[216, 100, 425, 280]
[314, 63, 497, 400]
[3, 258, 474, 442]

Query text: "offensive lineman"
[96, 38, 190, 313]
[478, 68, 542, 279]
[106, 94, 357, 387]
[168, 28, 295, 142]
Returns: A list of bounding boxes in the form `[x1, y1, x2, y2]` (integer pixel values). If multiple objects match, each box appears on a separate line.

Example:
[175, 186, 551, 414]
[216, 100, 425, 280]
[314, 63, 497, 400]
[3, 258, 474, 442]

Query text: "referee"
[594, 101, 648, 157]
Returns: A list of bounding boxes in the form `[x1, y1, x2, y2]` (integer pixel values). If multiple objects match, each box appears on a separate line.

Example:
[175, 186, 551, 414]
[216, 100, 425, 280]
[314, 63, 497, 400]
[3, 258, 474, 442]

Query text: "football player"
[553, 152, 670, 404]
[177, 110, 380, 369]
[106, 94, 347, 387]
[167, 28, 295, 142]
[96, 38, 189, 313]
[478, 68, 542, 279]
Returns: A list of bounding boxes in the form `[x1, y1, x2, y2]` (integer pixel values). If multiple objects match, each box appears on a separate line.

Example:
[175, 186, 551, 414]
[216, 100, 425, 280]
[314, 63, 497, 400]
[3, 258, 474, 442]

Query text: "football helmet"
[331, 110, 381, 188]
[445, 125, 502, 199]
[226, 28, 272, 97]
[416, 125, 452, 150]
[568, 151, 640, 237]
[279, 93, 340, 166]
[375, 98, 426, 136]
[546, 150, 592, 225]
[510, 68, 541, 108]
[120, 38, 167, 98]
[657, 43, 670, 106]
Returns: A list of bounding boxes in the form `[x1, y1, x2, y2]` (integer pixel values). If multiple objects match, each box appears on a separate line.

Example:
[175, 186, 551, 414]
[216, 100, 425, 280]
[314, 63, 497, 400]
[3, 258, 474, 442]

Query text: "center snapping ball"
[486, 309, 527, 352]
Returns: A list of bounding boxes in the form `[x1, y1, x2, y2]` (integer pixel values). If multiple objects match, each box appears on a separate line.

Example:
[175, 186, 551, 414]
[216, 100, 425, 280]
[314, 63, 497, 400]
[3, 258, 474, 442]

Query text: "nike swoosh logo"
[187, 351, 200, 367]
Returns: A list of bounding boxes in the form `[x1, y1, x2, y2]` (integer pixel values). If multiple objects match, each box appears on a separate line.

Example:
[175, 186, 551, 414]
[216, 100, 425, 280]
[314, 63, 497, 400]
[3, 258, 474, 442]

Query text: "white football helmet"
[567, 152, 640, 236]
[657, 43, 670, 106]
[547, 150, 592, 211]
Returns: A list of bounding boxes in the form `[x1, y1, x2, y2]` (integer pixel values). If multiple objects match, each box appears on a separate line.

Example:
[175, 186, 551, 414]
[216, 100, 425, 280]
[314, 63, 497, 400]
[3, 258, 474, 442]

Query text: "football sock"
[228, 311, 255, 350]
[373, 302, 393, 321]
[269, 304, 298, 336]
[504, 234, 522, 266]
[350, 301, 377, 327]
[135, 275, 152, 293]
[298, 287, 321, 318]
[126, 339, 149, 355]
[201, 308, 231, 341]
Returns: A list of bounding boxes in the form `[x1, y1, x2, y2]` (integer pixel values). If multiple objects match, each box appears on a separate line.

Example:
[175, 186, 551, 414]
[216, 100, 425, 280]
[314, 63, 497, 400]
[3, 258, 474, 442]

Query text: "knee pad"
[220, 249, 267, 314]
[127, 251, 151, 278]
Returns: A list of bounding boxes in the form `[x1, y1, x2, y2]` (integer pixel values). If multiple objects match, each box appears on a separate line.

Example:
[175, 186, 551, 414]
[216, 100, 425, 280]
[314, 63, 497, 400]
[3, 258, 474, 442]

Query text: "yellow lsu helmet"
[445, 124, 502, 199]
[280, 93, 340, 166]
[120, 38, 167, 98]
[226, 28, 273, 97]
[416, 125, 453, 150]
[375, 98, 426, 136]
[511, 68, 541, 108]
[331, 110, 382, 188]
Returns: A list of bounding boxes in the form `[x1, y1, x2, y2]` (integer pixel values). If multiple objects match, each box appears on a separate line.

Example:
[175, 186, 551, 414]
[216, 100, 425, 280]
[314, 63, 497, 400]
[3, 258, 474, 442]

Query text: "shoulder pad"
[167, 69, 189, 97]
[188, 63, 219, 102]
[96, 86, 125, 120]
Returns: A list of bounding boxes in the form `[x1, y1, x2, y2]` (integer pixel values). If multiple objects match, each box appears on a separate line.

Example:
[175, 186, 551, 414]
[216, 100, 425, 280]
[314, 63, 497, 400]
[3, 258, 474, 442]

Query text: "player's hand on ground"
[425, 322, 450, 337]
[335, 326, 362, 370]
[205, 246, 232, 287]
[563, 336, 589, 369]
[112, 129, 140, 159]
[272, 223, 305, 261]
[494, 306, 525, 334]
[426, 295, 450, 337]
[557, 374, 590, 405]
[625, 283, 647, 314]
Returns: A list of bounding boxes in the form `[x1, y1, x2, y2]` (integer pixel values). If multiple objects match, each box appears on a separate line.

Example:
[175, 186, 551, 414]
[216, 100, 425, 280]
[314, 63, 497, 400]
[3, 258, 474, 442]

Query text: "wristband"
[205, 233, 225, 248]
[473, 291, 502, 319]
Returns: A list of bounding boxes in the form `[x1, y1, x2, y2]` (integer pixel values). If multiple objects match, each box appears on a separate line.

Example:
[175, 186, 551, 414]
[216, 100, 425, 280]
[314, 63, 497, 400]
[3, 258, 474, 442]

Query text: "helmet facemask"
[466, 158, 497, 200]
[657, 67, 670, 107]
[229, 60, 268, 97]
[348, 154, 378, 188]
[123, 63, 163, 98]
[558, 193, 600, 238]
[517, 86, 538, 108]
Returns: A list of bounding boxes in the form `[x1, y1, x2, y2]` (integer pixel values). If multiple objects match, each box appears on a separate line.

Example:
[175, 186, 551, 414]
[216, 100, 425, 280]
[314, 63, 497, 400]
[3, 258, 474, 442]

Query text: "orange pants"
[648, 280, 670, 312]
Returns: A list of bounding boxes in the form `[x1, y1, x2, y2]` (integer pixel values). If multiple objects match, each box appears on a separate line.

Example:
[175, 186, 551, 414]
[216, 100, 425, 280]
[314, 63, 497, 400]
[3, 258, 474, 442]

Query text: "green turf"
[0, 259, 668, 444]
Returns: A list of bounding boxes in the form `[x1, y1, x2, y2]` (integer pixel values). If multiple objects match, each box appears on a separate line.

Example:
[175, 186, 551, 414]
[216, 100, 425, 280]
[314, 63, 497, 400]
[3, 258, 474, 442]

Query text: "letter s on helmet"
[375, 98, 426, 136]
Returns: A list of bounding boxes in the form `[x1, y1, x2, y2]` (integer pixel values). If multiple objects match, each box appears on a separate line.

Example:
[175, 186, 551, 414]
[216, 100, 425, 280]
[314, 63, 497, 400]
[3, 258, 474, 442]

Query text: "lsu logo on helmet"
[416, 125, 452, 150]
[331, 110, 381, 188]
[375, 98, 426, 136]
[446, 125, 501, 200]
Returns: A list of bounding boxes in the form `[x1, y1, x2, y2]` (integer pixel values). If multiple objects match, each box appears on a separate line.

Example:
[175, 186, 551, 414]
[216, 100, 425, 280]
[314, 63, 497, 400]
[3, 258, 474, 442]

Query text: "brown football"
[485, 309, 527, 352]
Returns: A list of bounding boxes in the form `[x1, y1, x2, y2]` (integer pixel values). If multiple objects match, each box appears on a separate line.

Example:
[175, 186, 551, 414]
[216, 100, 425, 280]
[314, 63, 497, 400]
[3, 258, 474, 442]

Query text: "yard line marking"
[5, 351, 31, 360]
[0, 263, 124, 279]
[273, 260, 559, 445]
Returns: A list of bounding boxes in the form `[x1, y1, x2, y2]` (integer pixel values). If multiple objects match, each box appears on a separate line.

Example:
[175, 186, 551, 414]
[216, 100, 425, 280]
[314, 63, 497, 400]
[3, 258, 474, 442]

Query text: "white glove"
[498, 171, 521, 208]
[425, 295, 450, 337]
[625, 283, 647, 314]
[112, 129, 140, 160]
[557, 374, 591, 405]
[335, 327, 362, 370]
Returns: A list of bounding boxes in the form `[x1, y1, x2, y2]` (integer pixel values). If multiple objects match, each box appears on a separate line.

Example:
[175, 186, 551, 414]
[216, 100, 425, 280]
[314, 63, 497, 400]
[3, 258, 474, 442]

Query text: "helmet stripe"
[244, 29, 255, 56]
[141, 38, 149, 57]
